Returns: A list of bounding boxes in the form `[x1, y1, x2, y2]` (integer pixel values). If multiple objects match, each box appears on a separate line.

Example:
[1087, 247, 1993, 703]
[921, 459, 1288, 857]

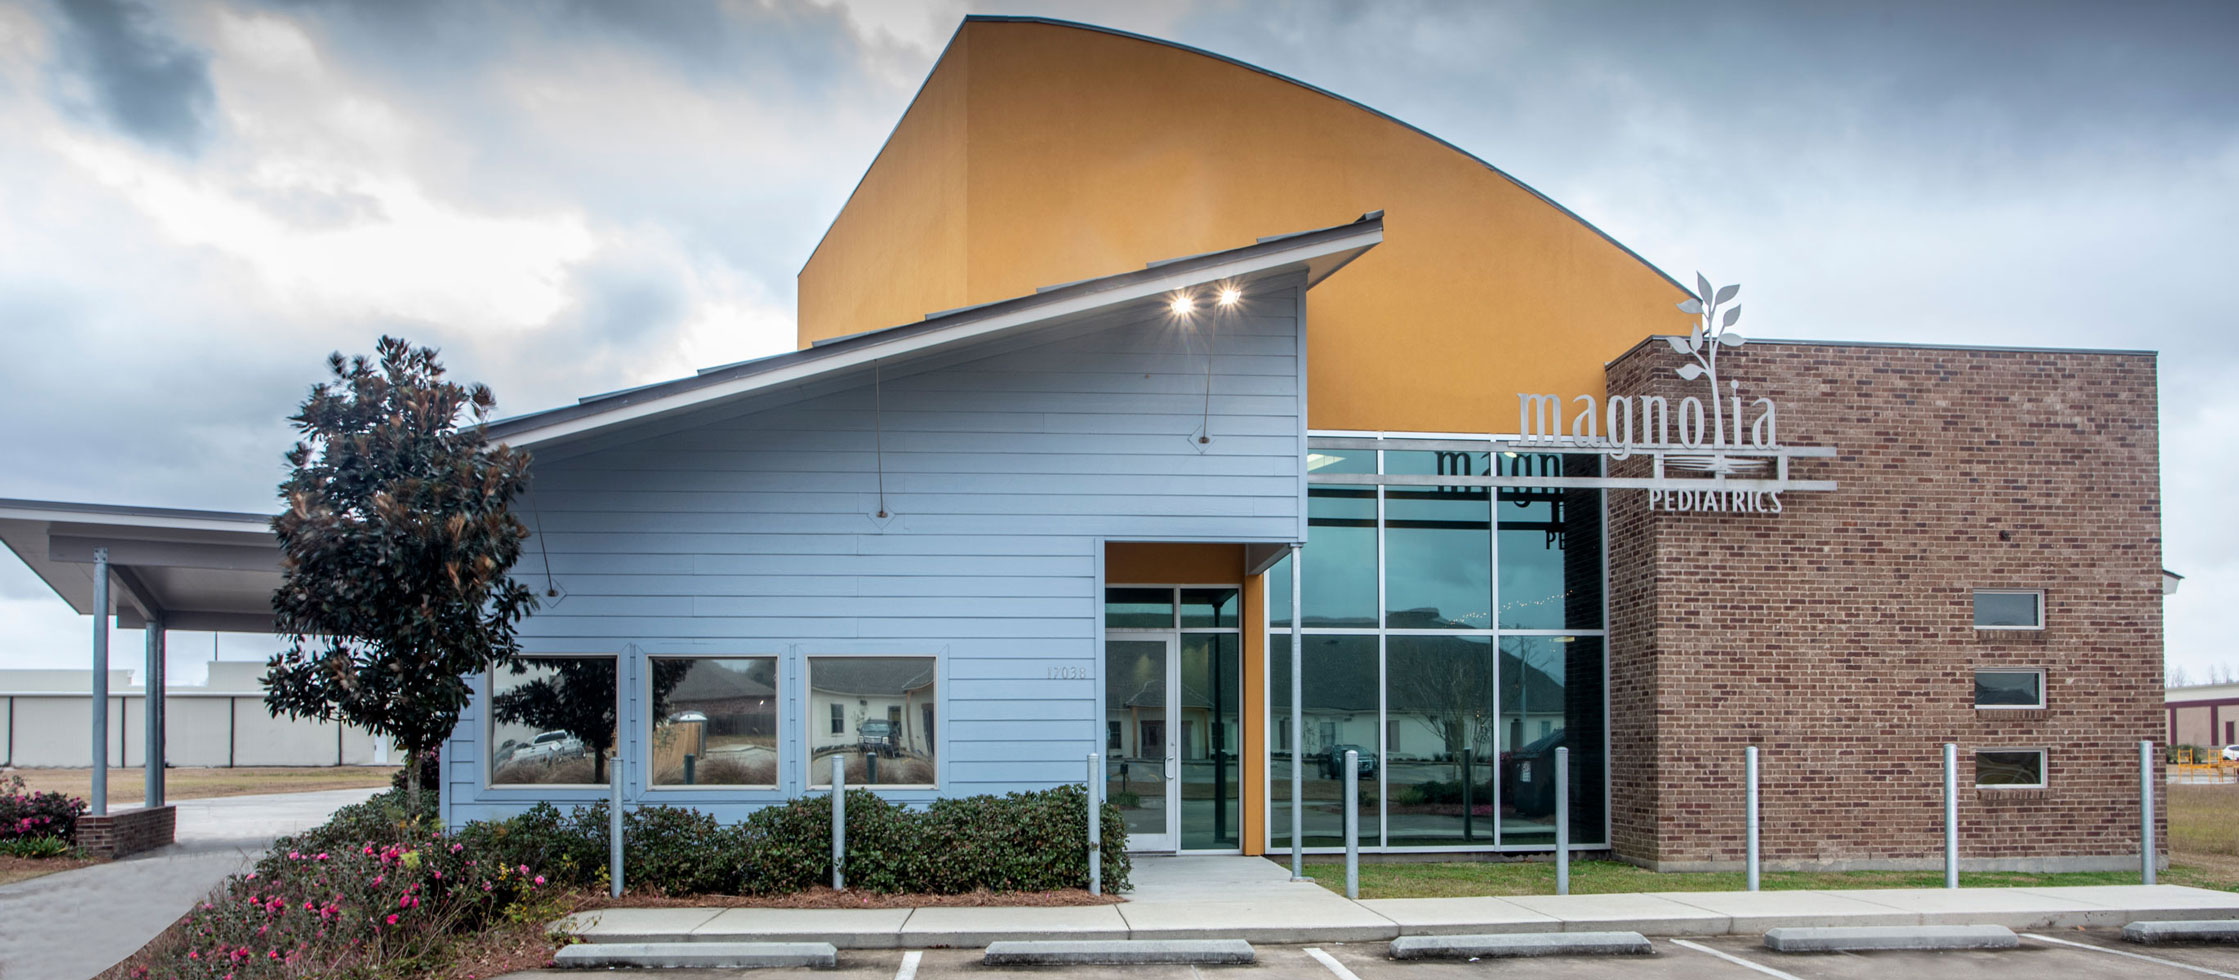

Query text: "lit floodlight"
[1217, 286, 1242, 307]
[1170, 294, 1194, 317]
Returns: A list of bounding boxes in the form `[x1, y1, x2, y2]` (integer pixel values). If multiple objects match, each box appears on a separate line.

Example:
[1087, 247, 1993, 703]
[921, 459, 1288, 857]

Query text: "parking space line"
[2022, 933, 2239, 979]
[895, 949, 921, 980]
[1305, 946, 1365, 980]
[1669, 939, 1809, 980]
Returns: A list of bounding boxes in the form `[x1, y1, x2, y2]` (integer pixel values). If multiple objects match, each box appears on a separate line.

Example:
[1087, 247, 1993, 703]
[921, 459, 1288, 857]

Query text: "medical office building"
[3, 17, 2165, 873]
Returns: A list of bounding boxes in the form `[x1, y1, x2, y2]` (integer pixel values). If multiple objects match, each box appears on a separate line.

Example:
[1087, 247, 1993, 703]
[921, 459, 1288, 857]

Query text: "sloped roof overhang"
[488, 212, 1383, 451]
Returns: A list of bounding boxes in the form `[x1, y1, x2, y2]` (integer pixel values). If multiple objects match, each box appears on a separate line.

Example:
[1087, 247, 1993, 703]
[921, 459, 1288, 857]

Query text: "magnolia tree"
[264, 337, 539, 812]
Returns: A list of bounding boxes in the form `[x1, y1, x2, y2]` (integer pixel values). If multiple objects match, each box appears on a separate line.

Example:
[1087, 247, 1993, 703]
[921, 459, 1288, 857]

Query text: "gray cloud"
[45, 0, 217, 154]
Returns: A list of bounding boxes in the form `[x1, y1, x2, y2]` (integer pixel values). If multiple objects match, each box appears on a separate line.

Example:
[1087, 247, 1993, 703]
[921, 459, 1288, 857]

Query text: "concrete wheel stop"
[2125, 920, 2239, 944]
[552, 941, 838, 969]
[1390, 932, 1654, 959]
[1763, 925, 2018, 952]
[982, 940, 1256, 965]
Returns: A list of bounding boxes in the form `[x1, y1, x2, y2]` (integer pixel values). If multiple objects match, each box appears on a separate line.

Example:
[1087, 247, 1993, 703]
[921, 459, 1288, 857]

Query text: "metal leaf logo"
[1673, 273, 1748, 444]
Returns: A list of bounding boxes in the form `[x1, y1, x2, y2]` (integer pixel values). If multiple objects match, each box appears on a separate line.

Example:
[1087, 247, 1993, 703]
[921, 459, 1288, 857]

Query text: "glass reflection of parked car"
[510, 730, 585, 763]
[2224, 744, 2239, 763]
[1322, 744, 1378, 779]
[858, 719, 900, 757]
[1500, 730, 1563, 815]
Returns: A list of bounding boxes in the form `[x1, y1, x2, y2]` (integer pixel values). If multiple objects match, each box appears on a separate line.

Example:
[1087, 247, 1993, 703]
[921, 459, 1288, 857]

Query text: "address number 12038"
[1047, 666, 1090, 680]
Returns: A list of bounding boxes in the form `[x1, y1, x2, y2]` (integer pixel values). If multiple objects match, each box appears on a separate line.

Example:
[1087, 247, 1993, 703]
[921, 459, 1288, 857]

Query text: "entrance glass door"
[1105, 586, 1243, 853]
[1105, 637, 1175, 852]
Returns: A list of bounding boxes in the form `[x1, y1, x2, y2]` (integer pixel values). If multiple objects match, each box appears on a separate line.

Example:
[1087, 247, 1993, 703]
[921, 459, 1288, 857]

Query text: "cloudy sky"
[1, 0, 2232, 683]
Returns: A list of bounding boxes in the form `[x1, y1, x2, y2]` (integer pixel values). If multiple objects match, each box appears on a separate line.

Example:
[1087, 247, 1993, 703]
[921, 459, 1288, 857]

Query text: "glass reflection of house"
[809, 659, 937, 756]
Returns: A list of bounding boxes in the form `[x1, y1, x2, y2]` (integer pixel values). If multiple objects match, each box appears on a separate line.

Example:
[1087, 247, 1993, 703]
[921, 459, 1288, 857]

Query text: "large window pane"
[1497, 454, 1602, 630]
[809, 657, 937, 786]
[1179, 634, 1241, 849]
[490, 656, 617, 786]
[1271, 634, 1380, 849]
[1106, 588, 1174, 629]
[649, 657, 777, 787]
[1384, 635, 1496, 846]
[1181, 588, 1240, 629]
[1498, 635, 1605, 846]
[1304, 485, 1377, 628]
[1974, 670, 2044, 708]
[1385, 451, 1492, 629]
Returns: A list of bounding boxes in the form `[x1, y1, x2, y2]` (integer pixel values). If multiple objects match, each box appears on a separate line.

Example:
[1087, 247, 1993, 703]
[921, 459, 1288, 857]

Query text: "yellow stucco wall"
[799, 17, 1695, 431]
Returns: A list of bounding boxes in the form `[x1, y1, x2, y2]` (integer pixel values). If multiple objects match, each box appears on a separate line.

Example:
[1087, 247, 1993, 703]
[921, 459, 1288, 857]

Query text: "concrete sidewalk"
[0, 787, 383, 980]
[553, 856, 2239, 949]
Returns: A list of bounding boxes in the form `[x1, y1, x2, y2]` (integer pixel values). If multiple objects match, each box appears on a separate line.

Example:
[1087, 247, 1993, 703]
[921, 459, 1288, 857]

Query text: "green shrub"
[1, 773, 86, 844]
[0, 836, 72, 858]
[451, 784, 1131, 896]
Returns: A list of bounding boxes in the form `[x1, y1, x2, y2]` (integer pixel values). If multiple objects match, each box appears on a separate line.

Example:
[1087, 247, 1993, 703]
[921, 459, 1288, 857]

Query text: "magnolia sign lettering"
[1510, 275, 1828, 514]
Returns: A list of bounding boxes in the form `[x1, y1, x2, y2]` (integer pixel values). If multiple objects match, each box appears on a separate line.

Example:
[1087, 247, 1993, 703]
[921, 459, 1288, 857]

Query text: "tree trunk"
[404, 743, 423, 816]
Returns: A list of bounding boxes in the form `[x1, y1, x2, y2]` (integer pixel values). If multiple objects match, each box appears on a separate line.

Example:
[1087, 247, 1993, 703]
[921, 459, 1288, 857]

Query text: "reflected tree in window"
[492, 656, 687, 784]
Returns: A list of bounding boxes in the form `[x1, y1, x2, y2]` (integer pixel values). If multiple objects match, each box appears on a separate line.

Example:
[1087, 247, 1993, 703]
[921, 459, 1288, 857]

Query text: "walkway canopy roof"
[0, 499, 279, 632]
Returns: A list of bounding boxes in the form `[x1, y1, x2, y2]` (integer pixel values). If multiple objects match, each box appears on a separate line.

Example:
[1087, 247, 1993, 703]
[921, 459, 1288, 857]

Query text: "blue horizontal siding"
[444, 278, 1305, 827]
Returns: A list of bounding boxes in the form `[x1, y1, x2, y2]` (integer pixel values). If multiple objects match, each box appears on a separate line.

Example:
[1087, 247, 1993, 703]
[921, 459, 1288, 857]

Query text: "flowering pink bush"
[0, 774, 85, 844]
[135, 828, 549, 979]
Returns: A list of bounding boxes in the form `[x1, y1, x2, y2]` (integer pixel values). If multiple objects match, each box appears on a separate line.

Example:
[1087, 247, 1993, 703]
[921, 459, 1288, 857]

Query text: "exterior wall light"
[1170, 294, 1194, 316]
[1217, 286, 1242, 307]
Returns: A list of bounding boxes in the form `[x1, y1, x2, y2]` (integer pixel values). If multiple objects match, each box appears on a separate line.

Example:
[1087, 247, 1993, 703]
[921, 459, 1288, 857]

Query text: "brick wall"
[1605, 340, 2163, 871]
[75, 804, 176, 859]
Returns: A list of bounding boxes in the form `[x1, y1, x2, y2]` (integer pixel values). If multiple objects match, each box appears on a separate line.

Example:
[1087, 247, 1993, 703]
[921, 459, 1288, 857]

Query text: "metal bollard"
[832, 755, 847, 891]
[1943, 742, 1959, 889]
[2142, 739, 2156, 885]
[1343, 749, 1360, 899]
[1088, 753, 1103, 896]
[1555, 746, 1570, 896]
[608, 752, 624, 898]
[1745, 745, 1760, 892]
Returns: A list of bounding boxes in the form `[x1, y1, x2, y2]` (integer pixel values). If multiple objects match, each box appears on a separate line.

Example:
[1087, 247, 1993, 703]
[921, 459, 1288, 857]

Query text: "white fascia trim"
[500, 227, 1382, 449]
[0, 504, 270, 535]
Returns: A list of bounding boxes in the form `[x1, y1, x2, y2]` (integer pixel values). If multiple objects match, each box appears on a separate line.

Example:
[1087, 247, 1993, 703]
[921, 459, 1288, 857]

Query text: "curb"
[551, 941, 838, 969]
[1390, 932, 1654, 959]
[1763, 925, 2018, 952]
[2125, 920, 2239, 944]
[982, 940, 1256, 965]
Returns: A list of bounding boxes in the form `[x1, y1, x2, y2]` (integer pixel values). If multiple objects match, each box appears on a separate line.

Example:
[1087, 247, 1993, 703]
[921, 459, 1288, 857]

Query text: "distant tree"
[263, 337, 538, 813]
[492, 658, 688, 784]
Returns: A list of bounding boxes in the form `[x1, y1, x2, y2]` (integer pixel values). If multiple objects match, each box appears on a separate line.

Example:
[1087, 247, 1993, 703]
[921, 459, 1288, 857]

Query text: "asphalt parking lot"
[496, 928, 2239, 979]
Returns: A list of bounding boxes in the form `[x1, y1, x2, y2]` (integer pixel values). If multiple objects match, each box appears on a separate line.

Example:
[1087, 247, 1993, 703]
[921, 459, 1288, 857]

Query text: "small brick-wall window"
[1973, 590, 2044, 630]
[1976, 749, 2047, 789]
[1974, 669, 2046, 709]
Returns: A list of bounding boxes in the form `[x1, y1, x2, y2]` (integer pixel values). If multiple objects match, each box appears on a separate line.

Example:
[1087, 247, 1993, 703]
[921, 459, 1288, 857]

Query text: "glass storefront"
[1269, 446, 1607, 851]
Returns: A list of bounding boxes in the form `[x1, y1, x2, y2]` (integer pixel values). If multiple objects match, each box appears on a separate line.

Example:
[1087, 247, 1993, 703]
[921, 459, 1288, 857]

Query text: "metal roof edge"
[0, 498, 272, 530]
[490, 215, 1383, 447]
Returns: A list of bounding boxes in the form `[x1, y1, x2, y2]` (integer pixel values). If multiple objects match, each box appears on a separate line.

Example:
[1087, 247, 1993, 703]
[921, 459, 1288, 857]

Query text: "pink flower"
[534, 875, 545, 885]
[386, 914, 399, 925]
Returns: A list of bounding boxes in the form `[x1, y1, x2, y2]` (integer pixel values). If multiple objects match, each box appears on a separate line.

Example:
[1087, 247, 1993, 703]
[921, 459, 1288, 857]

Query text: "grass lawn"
[1305, 781, 2239, 899]
[3, 765, 400, 805]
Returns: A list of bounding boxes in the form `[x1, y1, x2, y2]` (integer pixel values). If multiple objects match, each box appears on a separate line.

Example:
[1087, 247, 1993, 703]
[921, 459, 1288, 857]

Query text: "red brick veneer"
[1604, 340, 2162, 871]
[75, 805, 176, 859]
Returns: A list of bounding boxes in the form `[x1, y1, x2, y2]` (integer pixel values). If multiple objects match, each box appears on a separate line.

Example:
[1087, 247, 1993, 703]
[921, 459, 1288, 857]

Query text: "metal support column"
[1288, 543, 1304, 880]
[1343, 749, 1359, 899]
[608, 752, 624, 898]
[1088, 752, 1103, 896]
[831, 755, 847, 891]
[144, 614, 164, 808]
[1943, 742, 1959, 889]
[1745, 745, 1760, 892]
[1555, 746, 1570, 896]
[2142, 739, 2157, 885]
[90, 548, 110, 816]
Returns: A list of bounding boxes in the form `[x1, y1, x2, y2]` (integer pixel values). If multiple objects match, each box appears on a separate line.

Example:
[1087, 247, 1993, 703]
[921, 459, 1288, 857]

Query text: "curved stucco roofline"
[954, 16, 1691, 294]
[802, 14, 1689, 296]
